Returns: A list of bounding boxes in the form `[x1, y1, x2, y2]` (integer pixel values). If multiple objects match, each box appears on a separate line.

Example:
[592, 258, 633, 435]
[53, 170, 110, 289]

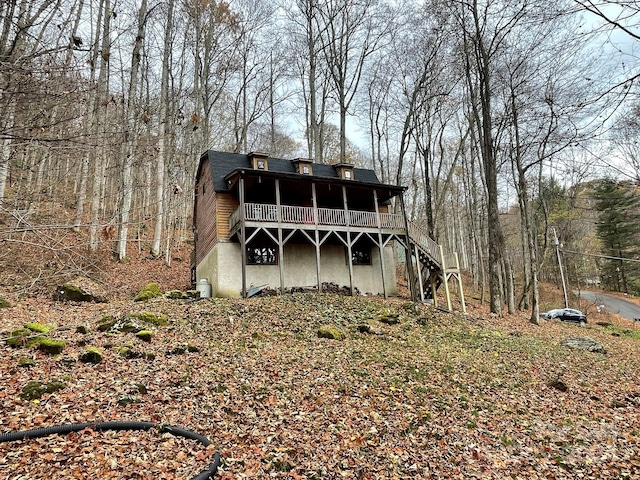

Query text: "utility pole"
[552, 227, 569, 308]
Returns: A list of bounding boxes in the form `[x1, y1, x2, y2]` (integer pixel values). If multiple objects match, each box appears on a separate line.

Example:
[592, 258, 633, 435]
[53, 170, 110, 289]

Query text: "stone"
[317, 325, 345, 340]
[53, 278, 107, 303]
[79, 347, 103, 364]
[134, 283, 163, 302]
[560, 337, 606, 354]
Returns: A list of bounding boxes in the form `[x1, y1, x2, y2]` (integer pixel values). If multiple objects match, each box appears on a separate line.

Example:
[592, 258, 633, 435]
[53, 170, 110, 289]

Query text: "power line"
[561, 249, 640, 264]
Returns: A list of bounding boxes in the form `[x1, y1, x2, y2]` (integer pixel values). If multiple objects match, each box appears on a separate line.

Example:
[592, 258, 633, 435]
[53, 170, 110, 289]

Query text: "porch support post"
[414, 244, 425, 302]
[399, 191, 417, 301]
[455, 252, 467, 313]
[275, 178, 285, 295]
[343, 185, 355, 296]
[312, 182, 322, 293]
[239, 175, 247, 298]
[440, 245, 452, 312]
[373, 190, 387, 298]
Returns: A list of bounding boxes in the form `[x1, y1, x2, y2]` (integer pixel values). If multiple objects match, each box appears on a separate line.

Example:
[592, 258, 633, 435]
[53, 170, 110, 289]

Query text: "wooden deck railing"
[230, 203, 406, 231]
[228, 203, 455, 269]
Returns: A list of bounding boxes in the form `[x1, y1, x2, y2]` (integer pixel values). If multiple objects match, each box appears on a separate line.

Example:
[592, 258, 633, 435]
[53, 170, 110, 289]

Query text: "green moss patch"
[317, 325, 345, 340]
[37, 338, 66, 355]
[25, 322, 55, 334]
[21, 379, 66, 400]
[135, 330, 153, 342]
[79, 347, 103, 364]
[129, 311, 168, 326]
[0, 296, 11, 308]
[134, 283, 163, 302]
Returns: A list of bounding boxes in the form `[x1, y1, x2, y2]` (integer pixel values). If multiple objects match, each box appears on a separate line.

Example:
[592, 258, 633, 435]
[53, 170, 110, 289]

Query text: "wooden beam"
[343, 186, 355, 296]
[399, 192, 417, 301]
[373, 190, 387, 298]
[275, 179, 285, 295]
[240, 176, 247, 298]
[312, 183, 322, 293]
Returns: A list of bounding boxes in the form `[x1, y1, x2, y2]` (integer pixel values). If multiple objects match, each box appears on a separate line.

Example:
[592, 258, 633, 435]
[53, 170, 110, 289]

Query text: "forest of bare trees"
[1, 0, 639, 317]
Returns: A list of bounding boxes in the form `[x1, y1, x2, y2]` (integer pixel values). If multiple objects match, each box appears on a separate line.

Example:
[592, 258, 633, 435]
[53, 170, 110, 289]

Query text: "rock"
[357, 324, 373, 334]
[76, 325, 90, 334]
[135, 330, 153, 342]
[37, 338, 66, 355]
[317, 325, 345, 340]
[21, 381, 46, 400]
[25, 322, 55, 334]
[165, 290, 187, 299]
[548, 379, 568, 392]
[79, 347, 103, 364]
[53, 278, 107, 303]
[134, 283, 163, 302]
[560, 337, 606, 354]
[21, 379, 66, 400]
[97, 316, 117, 332]
[128, 311, 168, 326]
[18, 357, 36, 368]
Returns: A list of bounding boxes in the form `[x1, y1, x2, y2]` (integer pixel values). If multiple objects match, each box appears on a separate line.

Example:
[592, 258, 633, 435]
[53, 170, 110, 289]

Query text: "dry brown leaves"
[1, 283, 640, 479]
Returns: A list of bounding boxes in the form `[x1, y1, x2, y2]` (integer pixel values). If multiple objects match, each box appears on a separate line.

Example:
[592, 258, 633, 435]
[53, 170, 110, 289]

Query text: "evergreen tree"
[592, 179, 640, 293]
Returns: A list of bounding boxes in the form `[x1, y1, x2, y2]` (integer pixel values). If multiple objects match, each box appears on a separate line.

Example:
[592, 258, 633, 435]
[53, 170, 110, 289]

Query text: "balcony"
[229, 202, 406, 237]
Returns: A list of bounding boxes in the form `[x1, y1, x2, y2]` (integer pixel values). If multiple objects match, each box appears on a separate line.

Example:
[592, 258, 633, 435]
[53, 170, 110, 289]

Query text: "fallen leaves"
[0, 292, 640, 478]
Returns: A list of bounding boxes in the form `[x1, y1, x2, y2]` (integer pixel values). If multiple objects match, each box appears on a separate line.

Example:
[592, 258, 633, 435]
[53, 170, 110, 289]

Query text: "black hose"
[0, 421, 221, 480]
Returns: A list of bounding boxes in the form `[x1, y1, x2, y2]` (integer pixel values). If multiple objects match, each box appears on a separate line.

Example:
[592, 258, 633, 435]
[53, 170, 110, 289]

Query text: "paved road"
[577, 290, 640, 321]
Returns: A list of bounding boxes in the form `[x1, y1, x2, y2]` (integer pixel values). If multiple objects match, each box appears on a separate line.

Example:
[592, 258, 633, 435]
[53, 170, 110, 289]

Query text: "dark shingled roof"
[202, 150, 385, 192]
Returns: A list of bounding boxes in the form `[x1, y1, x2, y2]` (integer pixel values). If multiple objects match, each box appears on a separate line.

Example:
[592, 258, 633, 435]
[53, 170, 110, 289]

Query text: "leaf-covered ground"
[1, 290, 640, 479]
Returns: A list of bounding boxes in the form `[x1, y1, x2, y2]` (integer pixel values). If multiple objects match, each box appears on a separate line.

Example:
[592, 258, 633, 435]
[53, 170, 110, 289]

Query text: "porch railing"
[229, 203, 405, 232]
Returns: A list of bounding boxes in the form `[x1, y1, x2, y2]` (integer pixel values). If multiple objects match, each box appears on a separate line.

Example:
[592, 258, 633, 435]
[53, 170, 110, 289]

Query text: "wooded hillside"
[1, 0, 639, 317]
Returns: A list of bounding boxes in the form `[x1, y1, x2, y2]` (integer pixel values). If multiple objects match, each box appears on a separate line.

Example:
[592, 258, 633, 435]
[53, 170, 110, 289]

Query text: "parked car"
[540, 308, 587, 324]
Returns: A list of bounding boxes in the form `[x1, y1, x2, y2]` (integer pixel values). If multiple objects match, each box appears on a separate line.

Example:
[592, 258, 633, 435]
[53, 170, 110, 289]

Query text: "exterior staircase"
[406, 221, 466, 312]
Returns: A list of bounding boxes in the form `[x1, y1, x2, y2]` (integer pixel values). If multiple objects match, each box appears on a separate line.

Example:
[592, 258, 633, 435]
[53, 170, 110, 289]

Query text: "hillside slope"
[1, 286, 639, 479]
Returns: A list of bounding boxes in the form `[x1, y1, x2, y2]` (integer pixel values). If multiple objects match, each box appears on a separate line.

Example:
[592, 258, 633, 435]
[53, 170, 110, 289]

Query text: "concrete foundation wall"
[196, 241, 398, 298]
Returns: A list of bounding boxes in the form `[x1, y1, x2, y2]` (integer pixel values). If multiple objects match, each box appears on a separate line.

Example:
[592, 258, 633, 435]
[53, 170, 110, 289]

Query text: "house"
[192, 150, 465, 310]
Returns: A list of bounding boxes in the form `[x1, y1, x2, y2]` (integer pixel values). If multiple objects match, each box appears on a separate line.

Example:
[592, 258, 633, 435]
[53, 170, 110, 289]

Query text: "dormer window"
[249, 151, 269, 171]
[334, 163, 354, 180]
[294, 158, 314, 175]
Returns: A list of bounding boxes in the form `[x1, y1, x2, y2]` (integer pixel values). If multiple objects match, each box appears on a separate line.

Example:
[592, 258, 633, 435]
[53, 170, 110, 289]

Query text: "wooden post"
[399, 192, 417, 301]
[312, 183, 322, 293]
[440, 245, 452, 312]
[275, 179, 285, 295]
[455, 252, 467, 313]
[414, 244, 424, 302]
[373, 190, 387, 298]
[239, 175, 247, 298]
[343, 185, 355, 296]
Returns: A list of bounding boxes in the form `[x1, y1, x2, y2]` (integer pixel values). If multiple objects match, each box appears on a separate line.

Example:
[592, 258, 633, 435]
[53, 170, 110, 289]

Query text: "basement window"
[350, 244, 371, 265]
[247, 246, 277, 265]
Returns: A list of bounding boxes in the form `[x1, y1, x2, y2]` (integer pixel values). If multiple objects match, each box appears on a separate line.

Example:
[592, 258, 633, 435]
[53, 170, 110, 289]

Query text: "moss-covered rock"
[37, 338, 66, 355]
[6, 328, 35, 347]
[0, 296, 11, 308]
[129, 311, 168, 326]
[317, 325, 345, 340]
[25, 322, 55, 334]
[135, 330, 153, 342]
[165, 290, 187, 300]
[97, 315, 117, 332]
[21, 379, 66, 400]
[21, 381, 46, 400]
[53, 282, 106, 303]
[134, 283, 163, 302]
[18, 357, 36, 368]
[79, 347, 103, 364]
[76, 325, 90, 334]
